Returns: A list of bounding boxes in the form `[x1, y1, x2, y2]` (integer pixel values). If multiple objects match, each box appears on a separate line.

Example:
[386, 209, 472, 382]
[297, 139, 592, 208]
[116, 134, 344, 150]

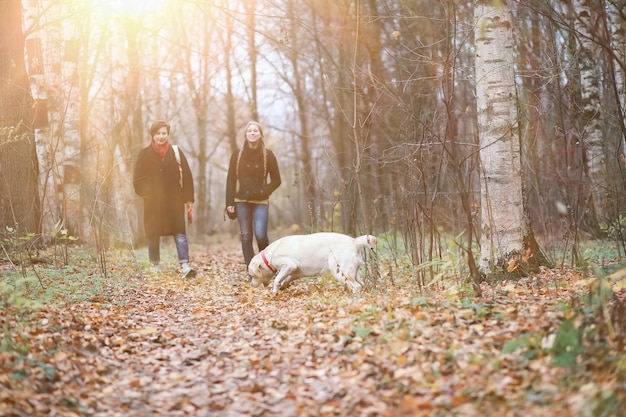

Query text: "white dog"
[248, 232, 376, 295]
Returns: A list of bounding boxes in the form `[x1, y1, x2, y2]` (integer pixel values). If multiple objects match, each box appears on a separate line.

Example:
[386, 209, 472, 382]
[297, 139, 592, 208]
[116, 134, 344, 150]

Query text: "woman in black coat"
[225, 121, 281, 267]
[133, 120, 196, 278]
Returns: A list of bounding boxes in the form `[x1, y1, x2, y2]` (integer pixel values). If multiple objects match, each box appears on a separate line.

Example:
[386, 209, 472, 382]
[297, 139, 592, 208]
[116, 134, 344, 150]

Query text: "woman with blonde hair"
[225, 121, 281, 268]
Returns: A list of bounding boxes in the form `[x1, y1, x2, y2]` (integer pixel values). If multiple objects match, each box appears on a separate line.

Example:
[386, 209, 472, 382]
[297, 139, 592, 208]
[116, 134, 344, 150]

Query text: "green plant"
[459, 298, 492, 319]
[1, 226, 46, 286]
[550, 315, 584, 368]
[599, 215, 626, 257]
[0, 277, 42, 355]
[0, 246, 136, 357]
[501, 333, 543, 360]
[544, 269, 626, 376]
[51, 220, 78, 265]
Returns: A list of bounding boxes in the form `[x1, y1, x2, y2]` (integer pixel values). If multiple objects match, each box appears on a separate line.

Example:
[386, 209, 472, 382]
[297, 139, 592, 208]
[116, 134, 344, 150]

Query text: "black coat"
[225, 143, 281, 207]
[133, 144, 194, 238]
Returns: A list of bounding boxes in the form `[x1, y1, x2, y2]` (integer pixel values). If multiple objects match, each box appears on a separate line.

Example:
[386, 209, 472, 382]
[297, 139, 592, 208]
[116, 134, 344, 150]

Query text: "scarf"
[151, 141, 170, 161]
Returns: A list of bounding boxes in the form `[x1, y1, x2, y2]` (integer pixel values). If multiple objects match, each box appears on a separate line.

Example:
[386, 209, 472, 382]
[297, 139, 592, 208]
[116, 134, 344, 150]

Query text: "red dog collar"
[261, 250, 277, 273]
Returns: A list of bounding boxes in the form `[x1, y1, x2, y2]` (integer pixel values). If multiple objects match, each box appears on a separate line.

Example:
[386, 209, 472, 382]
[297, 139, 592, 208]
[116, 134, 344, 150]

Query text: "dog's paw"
[279, 281, 292, 290]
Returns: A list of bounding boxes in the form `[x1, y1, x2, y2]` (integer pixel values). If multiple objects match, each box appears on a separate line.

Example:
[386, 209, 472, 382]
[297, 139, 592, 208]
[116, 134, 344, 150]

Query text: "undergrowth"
[2, 234, 625, 395]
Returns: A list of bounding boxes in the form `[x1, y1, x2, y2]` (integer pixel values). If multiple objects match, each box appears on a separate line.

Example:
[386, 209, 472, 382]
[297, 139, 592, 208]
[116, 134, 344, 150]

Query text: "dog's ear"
[250, 259, 267, 277]
[359, 234, 377, 249]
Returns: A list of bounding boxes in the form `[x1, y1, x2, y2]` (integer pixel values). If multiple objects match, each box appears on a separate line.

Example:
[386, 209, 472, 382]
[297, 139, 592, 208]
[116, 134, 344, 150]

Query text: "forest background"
[2, 0, 626, 415]
[1, 0, 626, 279]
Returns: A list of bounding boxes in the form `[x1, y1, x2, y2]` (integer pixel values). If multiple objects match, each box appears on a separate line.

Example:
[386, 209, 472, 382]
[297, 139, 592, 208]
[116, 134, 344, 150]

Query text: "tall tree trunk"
[124, 20, 145, 180]
[224, 11, 238, 153]
[359, 0, 386, 234]
[173, 2, 218, 236]
[314, 0, 356, 234]
[102, 17, 145, 247]
[607, 0, 626, 166]
[440, 0, 482, 292]
[572, 0, 610, 225]
[474, 1, 526, 278]
[245, 0, 258, 121]
[22, 0, 58, 238]
[338, 0, 357, 236]
[23, 1, 82, 239]
[285, 0, 317, 230]
[0, 0, 39, 235]
[48, 2, 82, 239]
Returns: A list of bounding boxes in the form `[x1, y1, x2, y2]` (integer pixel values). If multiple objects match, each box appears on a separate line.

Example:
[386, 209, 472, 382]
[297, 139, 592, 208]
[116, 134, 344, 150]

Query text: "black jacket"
[225, 142, 281, 207]
[133, 144, 194, 238]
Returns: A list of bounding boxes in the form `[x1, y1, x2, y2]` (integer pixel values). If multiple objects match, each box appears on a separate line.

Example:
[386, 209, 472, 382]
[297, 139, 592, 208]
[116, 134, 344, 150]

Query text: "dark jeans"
[235, 202, 269, 266]
[148, 234, 190, 265]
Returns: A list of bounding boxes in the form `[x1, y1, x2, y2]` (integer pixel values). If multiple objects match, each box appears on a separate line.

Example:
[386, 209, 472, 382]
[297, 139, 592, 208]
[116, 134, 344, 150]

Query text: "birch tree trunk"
[474, 1, 526, 276]
[22, 0, 82, 239]
[22, 0, 59, 238]
[55, 4, 82, 239]
[572, 0, 610, 223]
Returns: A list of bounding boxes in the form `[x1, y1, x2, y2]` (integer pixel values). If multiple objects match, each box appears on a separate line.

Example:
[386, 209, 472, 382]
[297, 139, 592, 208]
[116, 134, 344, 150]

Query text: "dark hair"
[150, 120, 170, 137]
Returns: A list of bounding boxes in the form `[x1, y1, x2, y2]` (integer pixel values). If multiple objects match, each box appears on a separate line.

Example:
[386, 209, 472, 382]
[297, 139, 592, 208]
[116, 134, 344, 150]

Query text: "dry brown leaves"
[0, 243, 624, 417]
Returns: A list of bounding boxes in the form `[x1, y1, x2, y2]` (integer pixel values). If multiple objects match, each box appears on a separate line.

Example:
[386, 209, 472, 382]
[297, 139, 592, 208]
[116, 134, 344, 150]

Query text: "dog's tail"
[354, 234, 376, 250]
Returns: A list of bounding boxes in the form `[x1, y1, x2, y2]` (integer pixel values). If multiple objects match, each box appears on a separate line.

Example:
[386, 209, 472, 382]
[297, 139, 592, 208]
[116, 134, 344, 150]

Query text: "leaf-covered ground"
[1, 241, 625, 416]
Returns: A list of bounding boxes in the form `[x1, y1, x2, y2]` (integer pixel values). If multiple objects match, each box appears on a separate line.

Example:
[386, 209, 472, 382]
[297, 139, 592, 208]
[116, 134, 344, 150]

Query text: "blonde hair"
[243, 121, 264, 140]
[236, 121, 267, 182]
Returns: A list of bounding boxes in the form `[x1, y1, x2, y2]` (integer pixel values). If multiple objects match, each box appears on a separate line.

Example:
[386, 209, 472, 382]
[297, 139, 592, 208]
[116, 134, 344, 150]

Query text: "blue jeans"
[235, 202, 269, 266]
[148, 234, 190, 265]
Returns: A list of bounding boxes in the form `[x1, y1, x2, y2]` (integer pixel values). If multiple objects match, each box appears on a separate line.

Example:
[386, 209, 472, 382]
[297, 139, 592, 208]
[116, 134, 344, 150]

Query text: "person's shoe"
[181, 263, 196, 279]
[152, 265, 162, 274]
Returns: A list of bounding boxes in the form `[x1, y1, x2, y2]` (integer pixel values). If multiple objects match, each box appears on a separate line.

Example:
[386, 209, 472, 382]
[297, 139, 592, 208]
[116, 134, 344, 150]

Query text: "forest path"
[91, 242, 345, 417]
[1, 242, 622, 416]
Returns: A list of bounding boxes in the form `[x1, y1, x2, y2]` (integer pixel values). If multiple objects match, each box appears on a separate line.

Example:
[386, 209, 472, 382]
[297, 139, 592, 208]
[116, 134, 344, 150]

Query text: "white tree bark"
[474, 1, 525, 274]
[22, 0, 83, 239]
[21, 0, 60, 238]
[572, 0, 609, 221]
[55, 2, 83, 239]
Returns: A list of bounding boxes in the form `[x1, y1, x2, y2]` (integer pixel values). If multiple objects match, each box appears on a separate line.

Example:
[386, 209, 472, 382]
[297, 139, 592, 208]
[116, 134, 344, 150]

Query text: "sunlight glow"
[90, 0, 167, 16]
